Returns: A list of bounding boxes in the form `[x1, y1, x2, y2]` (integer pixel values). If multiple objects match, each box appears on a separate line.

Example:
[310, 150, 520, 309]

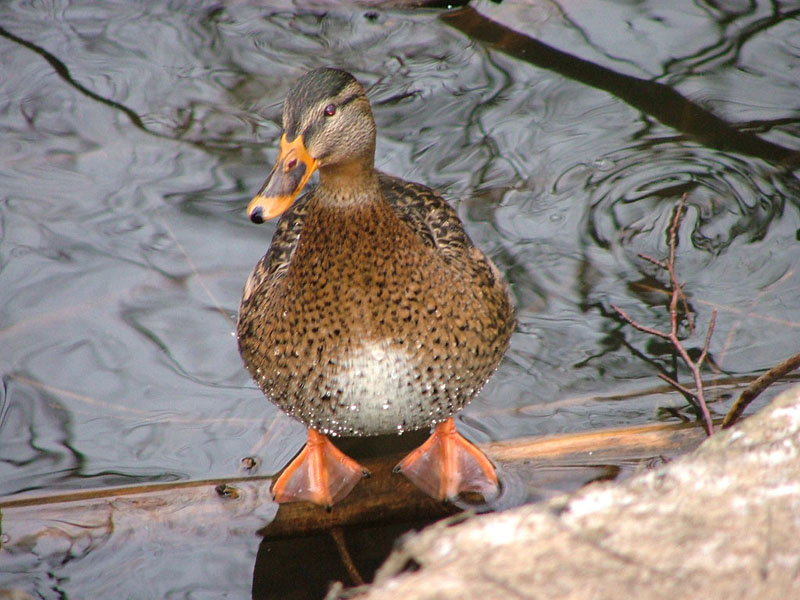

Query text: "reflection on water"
[1, 0, 799, 597]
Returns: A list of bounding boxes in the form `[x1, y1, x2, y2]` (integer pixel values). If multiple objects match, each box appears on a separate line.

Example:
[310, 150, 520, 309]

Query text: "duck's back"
[237, 173, 514, 436]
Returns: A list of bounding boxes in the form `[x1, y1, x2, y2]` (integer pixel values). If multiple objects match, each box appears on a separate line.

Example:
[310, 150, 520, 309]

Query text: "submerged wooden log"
[259, 452, 459, 540]
[263, 420, 710, 539]
[0, 421, 709, 547]
[486, 420, 708, 462]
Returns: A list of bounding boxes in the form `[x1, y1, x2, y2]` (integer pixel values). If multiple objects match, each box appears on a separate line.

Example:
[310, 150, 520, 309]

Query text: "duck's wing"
[379, 172, 514, 328]
[378, 172, 473, 259]
[240, 191, 312, 304]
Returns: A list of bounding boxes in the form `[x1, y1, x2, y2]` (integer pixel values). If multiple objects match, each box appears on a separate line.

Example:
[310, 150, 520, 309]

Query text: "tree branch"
[721, 351, 800, 428]
[612, 196, 716, 435]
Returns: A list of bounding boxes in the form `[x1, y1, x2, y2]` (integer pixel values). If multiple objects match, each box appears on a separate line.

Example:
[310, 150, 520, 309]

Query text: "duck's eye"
[323, 104, 336, 117]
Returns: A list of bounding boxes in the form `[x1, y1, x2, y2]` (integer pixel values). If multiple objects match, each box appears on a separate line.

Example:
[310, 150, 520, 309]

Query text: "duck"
[237, 67, 515, 508]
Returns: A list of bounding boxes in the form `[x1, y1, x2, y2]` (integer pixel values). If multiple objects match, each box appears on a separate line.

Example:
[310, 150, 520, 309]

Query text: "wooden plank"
[487, 420, 708, 462]
[0, 421, 709, 544]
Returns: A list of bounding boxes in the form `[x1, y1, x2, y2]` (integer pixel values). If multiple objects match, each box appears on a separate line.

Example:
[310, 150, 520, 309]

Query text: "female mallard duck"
[237, 67, 514, 507]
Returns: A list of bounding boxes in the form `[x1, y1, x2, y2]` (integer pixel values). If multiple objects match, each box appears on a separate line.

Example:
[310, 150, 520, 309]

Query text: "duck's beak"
[247, 133, 318, 223]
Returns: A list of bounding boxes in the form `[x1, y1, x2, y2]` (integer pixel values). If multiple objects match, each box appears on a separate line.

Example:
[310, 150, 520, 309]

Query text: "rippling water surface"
[1, 0, 799, 597]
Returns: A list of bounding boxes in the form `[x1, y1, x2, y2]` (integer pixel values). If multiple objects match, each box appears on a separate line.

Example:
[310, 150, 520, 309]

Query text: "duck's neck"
[316, 159, 381, 207]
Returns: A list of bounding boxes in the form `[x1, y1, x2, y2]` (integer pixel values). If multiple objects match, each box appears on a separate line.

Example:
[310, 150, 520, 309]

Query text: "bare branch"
[611, 304, 670, 340]
[676, 283, 695, 336]
[721, 351, 800, 428]
[667, 199, 684, 264]
[697, 310, 717, 367]
[637, 253, 668, 270]
[614, 195, 716, 436]
[330, 526, 365, 586]
[657, 372, 697, 400]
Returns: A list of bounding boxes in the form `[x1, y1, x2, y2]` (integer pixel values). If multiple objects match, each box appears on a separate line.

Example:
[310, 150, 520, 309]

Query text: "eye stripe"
[322, 93, 360, 118]
[337, 93, 359, 108]
[298, 90, 366, 141]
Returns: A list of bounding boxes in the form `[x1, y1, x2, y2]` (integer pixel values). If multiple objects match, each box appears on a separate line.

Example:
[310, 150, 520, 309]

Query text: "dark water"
[1, 0, 799, 597]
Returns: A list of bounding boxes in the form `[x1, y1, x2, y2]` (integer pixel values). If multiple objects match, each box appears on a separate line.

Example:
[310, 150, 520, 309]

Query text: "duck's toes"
[395, 417, 499, 502]
[271, 428, 369, 507]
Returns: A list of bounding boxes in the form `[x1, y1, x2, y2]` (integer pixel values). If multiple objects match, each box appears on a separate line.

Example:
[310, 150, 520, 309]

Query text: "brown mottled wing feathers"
[378, 173, 506, 296]
[378, 173, 469, 255]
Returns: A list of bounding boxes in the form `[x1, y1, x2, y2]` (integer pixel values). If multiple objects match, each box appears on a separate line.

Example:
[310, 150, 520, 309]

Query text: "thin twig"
[698, 311, 717, 366]
[667, 202, 695, 334]
[638, 253, 668, 270]
[612, 195, 716, 436]
[721, 351, 800, 428]
[330, 527, 365, 586]
[657, 373, 695, 399]
[669, 312, 715, 435]
[610, 304, 670, 341]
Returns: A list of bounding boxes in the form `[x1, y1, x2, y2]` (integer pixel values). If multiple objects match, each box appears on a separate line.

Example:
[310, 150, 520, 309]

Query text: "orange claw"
[271, 428, 369, 508]
[395, 418, 499, 501]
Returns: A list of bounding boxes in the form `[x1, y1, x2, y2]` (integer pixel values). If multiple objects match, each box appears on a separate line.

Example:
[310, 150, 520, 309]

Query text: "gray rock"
[343, 386, 800, 599]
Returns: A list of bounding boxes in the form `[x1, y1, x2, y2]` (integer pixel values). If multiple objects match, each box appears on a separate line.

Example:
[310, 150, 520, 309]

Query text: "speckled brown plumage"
[236, 68, 514, 444]
[238, 171, 514, 436]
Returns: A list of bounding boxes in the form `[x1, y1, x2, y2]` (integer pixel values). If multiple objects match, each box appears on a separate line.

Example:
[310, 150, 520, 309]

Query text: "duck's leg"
[394, 418, 499, 501]
[271, 428, 369, 508]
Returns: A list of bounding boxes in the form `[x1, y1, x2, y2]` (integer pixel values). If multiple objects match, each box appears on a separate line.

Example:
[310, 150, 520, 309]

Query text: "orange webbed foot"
[271, 429, 369, 508]
[394, 418, 499, 501]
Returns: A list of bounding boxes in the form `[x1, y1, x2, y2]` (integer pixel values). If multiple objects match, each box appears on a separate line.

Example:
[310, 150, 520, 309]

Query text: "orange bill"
[247, 133, 319, 223]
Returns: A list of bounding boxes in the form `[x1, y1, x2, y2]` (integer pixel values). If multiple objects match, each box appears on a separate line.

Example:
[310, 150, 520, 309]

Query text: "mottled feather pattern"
[243, 172, 491, 301]
[237, 172, 514, 436]
[378, 173, 510, 316]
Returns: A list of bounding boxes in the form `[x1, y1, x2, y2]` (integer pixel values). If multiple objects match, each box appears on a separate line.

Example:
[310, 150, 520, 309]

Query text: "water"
[1, 0, 799, 597]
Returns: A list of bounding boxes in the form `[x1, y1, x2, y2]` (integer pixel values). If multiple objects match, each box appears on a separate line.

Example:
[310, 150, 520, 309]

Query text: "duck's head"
[247, 68, 376, 223]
